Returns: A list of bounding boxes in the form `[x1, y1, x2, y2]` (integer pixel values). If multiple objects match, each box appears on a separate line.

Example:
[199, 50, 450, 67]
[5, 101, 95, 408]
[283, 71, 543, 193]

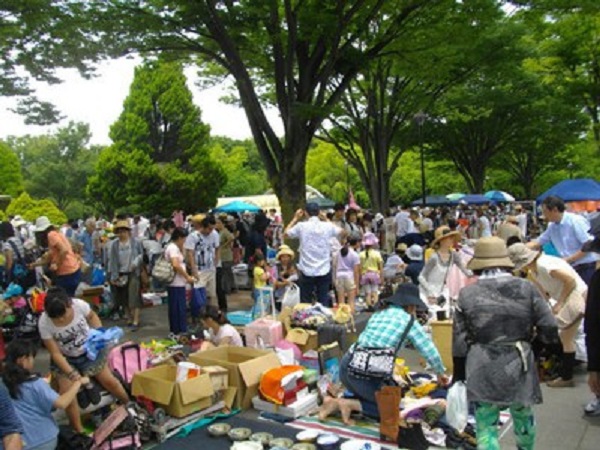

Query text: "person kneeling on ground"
[38, 286, 129, 434]
[2, 340, 91, 450]
[199, 305, 243, 349]
[319, 283, 447, 426]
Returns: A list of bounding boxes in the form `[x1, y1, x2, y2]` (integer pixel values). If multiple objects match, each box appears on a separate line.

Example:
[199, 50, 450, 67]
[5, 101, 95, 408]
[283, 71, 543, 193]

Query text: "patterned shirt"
[357, 306, 446, 374]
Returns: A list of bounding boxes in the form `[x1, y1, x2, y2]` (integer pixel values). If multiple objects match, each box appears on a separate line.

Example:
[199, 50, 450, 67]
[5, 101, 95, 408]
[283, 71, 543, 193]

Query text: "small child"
[359, 233, 384, 309]
[2, 340, 90, 450]
[252, 253, 272, 317]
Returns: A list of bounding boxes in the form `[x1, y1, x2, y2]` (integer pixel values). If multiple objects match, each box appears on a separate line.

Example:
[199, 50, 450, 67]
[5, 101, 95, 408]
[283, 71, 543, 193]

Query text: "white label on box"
[296, 387, 309, 400]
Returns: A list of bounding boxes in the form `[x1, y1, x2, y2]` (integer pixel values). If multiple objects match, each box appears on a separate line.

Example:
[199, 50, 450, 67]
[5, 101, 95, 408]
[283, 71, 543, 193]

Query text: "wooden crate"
[430, 320, 453, 372]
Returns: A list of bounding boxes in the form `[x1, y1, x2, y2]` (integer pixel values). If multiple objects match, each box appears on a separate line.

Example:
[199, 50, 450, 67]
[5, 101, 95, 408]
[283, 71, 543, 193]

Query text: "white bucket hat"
[34, 216, 53, 232]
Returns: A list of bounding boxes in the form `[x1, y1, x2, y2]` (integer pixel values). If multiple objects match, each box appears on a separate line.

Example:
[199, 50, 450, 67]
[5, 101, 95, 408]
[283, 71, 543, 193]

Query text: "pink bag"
[108, 342, 150, 386]
[245, 318, 284, 349]
[91, 405, 141, 450]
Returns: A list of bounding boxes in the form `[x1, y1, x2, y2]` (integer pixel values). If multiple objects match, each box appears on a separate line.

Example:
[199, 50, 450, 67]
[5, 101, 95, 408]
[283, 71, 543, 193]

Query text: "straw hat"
[431, 226, 461, 247]
[467, 237, 514, 271]
[276, 245, 295, 260]
[113, 220, 131, 231]
[34, 216, 53, 232]
[396, 243, 408, 252]
[362, 232, 379, 247]
[506, 215, 519, 224]
[507, 243, 540, 270]
[192, 213, 206, 223]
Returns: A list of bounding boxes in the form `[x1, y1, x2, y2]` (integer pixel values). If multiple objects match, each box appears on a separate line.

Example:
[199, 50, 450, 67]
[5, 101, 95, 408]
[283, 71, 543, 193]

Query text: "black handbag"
[347, 316, 414, 380]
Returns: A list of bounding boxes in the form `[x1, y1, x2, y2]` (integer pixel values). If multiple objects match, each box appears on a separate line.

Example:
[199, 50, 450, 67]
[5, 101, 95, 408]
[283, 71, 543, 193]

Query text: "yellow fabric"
[259, 365, 305, 405]
[254, 266, 267, 288]
[424, 247, 435, 262]
[359, 249, 383, 272]
[410, 382, 438, 398]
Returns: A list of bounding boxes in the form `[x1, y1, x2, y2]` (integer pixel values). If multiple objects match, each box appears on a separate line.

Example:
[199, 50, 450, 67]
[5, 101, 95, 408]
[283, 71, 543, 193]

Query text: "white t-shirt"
[286, 217, 341, 277]
[184, 230, 220, 272]
[535, 254, 588, 300]
[164, 243, 187, 287]
[38, 299, 91, 357]
[479, 216, 492, 237]
[211, 324, 243, 347]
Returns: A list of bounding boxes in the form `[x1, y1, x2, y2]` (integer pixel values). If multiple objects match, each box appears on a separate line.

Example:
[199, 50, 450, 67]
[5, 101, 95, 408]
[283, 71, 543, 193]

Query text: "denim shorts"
[50, 347, 108, 378]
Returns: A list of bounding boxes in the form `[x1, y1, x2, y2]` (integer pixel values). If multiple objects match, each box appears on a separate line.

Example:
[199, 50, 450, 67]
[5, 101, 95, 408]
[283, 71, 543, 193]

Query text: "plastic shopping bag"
[446, 381, 468, 432]
[281, 283, 300, 308]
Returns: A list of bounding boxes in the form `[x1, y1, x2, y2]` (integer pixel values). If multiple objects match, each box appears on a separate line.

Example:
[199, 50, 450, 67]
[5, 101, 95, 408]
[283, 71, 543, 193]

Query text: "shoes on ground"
[584, 397, 600, 416]
[77, 389, 90, 409]
[86, 383, 102, 405]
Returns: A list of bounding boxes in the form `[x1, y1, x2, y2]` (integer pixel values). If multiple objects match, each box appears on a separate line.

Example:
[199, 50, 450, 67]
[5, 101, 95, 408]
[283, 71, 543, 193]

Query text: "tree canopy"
[87, 59, 225, 216]
[0, 141, 24, 197]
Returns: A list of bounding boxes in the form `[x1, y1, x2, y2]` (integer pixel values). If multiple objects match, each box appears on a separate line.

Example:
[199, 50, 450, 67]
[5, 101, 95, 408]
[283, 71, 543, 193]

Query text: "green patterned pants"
[474, 402, 536, 450]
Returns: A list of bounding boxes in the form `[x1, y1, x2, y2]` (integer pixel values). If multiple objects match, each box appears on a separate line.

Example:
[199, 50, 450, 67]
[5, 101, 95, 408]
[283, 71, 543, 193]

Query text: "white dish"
[296, 430, 319, 443]
[340, 441, 381, 450]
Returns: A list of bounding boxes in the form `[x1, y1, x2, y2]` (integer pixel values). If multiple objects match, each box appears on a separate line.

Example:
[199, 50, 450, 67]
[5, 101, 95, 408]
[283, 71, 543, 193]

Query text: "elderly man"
[528, 196, 598, 285]
[284, 203, 344, 305]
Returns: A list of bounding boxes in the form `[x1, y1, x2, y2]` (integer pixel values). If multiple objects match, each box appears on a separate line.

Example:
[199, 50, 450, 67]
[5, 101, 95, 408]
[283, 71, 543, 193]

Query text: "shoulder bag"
[152, 250, 176, 284]
[347, 315, 415, 380]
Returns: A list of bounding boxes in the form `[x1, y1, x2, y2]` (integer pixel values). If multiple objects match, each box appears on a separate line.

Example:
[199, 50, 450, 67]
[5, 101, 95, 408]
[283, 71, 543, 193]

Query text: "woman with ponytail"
[2, 340, 90, 450]
[199, 305, 243, 348]
[334, 237, 360, 313]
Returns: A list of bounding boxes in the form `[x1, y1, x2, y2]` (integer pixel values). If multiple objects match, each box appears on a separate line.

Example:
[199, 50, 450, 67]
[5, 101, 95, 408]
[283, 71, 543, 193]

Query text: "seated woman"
[319, 284, 447, 435]
[2, 340, 91, 450]
[199, 305, 243, 349]
[38, 286, 129, 434]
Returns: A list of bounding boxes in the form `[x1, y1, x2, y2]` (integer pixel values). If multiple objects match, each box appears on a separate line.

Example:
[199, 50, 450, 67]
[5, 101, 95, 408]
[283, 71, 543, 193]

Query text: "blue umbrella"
[536, 178, 600, 203]
[460, 194, 491, 205]
[213, 200, 262, 213]
[485, 190, 515, 202]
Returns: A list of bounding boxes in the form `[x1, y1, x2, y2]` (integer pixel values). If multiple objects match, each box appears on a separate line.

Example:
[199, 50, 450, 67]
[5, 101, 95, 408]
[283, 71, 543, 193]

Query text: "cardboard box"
[431, 320, 453, 372]
[131, 365, 214, 418]
[202, 365, 229, 391]
[189, 347, 280, 410]
[286, 328, 318, 353]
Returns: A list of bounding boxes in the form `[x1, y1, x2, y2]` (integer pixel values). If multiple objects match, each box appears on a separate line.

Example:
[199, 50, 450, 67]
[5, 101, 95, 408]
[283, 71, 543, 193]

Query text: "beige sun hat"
[467, 237, 515, 271]
[113, 220, 131, 231]
[507, 243, 540, 270]
[431, 226, 461, 248]
[34, 216, 53, 232]
[276, 244, 295, 260]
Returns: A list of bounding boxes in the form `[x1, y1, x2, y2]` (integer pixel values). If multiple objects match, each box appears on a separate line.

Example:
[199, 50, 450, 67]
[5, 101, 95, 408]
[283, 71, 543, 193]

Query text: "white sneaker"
[584, 397, 600, 416]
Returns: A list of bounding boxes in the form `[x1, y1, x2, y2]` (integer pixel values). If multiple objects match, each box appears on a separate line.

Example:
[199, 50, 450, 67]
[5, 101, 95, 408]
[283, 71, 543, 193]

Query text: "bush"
[6, 192, 68, 226]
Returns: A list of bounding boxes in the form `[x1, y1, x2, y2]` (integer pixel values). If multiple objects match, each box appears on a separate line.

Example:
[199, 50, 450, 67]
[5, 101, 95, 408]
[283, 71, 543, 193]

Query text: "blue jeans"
[339, 352, 382, 418]
[298, 271, 332, 306]
[167, 286, 187, 334]
[55, 269, 81, 296]
[191, 287, 207, 318]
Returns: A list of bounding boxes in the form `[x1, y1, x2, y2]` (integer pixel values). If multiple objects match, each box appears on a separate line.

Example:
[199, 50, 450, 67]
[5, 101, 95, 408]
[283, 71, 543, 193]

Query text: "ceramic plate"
[229, 428, 253, 441]
[291, 444, 317, 450]
[341, 441, 381, 450]
[231, 441, 264, 450]
[208, 423, 232, 437]
[250, 432, 274, 445]
[296, 430, 319, 443]
[270, 438, 294, 449]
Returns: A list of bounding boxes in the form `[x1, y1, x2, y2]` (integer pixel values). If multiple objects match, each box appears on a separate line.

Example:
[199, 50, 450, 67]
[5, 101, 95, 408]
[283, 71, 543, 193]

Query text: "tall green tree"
[6, 122, 98, 211]
[81, 0, 458, 221]
[0, 141, 24, 198]
[87, 59, 225, 216]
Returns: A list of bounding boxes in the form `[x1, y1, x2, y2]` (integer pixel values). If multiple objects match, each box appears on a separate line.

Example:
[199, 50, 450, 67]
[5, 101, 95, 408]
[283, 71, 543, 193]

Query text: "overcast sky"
[0, 57, 283, 146]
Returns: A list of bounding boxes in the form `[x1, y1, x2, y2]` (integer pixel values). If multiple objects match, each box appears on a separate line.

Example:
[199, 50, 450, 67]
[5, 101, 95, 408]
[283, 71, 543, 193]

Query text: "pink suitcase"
[91, 405, 141, 450]
[244, 318, 284, 349]
[108, 342, 151, 386]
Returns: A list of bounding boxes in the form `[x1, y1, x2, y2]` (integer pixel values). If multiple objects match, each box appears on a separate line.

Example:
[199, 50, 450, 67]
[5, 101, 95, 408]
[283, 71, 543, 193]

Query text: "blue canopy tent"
[411, 195, 457, 206]
[536, 178, 600, 203]
[459, 194, 491, 205]
[213, 200, 262, 213]
[485, 190, 515, 202]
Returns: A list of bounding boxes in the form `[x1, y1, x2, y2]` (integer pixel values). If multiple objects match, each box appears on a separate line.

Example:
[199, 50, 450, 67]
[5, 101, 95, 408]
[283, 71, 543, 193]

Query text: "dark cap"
[306, 202, 320, 216]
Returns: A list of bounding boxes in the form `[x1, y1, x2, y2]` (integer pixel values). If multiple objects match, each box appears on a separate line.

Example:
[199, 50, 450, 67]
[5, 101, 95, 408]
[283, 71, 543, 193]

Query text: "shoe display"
[584, 397, 600, 416]
[77, 388, 90, 409]
[547, 377, 575, 388]
[86, 383, 102, 405]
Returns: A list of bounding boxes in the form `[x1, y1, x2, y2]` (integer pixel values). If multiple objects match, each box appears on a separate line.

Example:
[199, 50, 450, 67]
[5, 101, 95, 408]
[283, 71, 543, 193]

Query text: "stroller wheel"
[152, 408, 167, 426]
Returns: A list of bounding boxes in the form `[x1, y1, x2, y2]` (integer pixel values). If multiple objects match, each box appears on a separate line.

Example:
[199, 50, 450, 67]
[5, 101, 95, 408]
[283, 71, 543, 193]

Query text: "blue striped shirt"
[357, 306, 446, 374]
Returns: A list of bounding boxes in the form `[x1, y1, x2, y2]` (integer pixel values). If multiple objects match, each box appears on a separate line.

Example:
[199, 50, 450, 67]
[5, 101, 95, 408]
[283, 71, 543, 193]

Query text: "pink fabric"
[447, 250, 477, 300]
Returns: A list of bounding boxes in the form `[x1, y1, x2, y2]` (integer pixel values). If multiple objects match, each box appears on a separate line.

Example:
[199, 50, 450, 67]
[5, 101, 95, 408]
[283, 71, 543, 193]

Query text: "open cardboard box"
[286, 328, 318, 353]
[189, 347, 280, 409]
[131, 365, 217, 418]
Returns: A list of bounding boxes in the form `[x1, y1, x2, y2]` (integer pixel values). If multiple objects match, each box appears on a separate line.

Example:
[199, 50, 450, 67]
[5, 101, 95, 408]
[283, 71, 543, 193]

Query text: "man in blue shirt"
[528, 196, 598, 284]
[0, 381, 23, 449]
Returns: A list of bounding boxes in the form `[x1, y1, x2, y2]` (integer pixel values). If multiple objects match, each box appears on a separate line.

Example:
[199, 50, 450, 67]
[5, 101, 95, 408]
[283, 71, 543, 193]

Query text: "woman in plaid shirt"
[319, 283, 447, 424]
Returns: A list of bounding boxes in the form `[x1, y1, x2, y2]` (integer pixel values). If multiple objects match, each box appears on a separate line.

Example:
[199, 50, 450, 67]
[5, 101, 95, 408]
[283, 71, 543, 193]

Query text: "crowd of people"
[0, 194, 599, 449]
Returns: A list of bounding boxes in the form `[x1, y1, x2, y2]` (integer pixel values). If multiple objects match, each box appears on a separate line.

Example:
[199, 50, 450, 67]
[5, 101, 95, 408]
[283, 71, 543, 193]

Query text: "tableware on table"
[250, 432, 274, 446]
[291, 444, 317, 450]
[270, 438, 294, 449]
[208, 422, 232, 437]
[316, 433, 340, 450]
[296, 430, 319, 443]
[229, 428, 253, 442]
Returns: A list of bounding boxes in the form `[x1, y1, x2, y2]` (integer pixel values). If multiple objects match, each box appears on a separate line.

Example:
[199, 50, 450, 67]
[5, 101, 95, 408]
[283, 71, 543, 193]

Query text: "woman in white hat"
[453, 237, 559, 450]
[508, 243, 587, 388]
[31, 216, 81, 296]
[359, 233, 383, 309]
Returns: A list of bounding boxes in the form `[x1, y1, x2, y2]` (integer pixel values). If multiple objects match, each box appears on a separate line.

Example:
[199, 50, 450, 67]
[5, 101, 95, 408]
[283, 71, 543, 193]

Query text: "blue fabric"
[85, 327, 124, 361]
[77, 230, 95, 265]
[537, 178, 600, 203]
[537, 212, 598, 266]
[10, 379, 58, 450]
[0, 381, 23, 447]
[190, 287, 207, 318]
[168, 286, 187, 334]
[54, 269, 81, 296]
